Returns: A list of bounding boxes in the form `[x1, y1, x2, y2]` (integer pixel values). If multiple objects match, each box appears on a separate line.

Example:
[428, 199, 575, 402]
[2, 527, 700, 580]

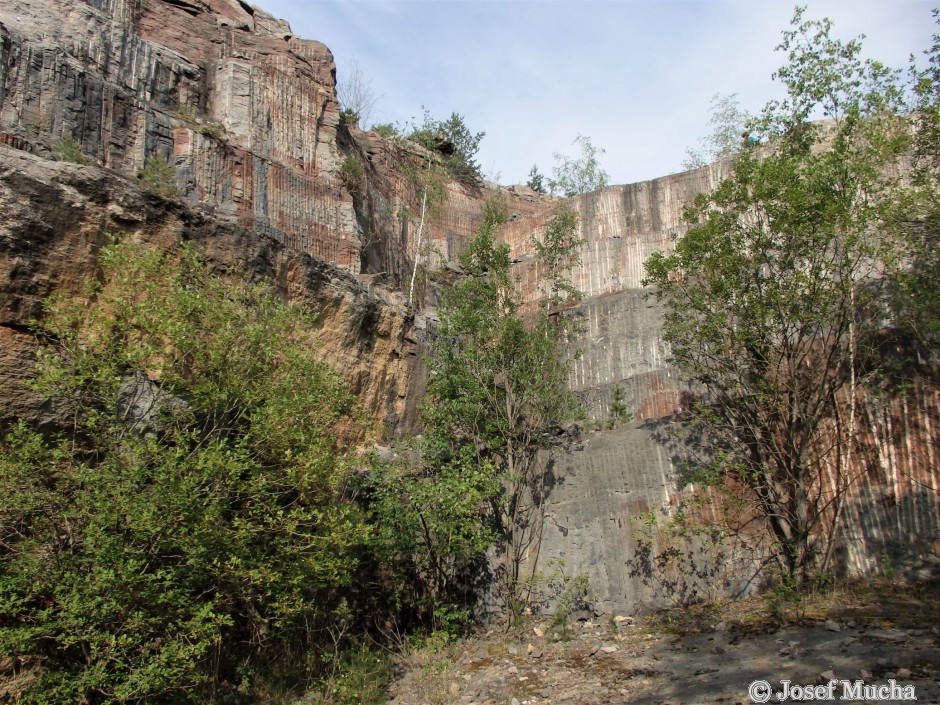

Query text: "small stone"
[508, 646, 519, 656]
[526, 643, 535, 654]
[529, 649, 544, 659]
[614, 615, 633, 624]
[508, 665, 518, 675]
[859, 669, 873, 680]
[897, 667, 912, 679]
[819, 670, 837, 683]
[825, 619, 841, 632]
[652, 652, 664, 661]
[533, 626, 545, 638]
[449, 682, 460, 695]
[714, 621, 727, 631]
[600, 645, 618, 653]
[511, 699, 521, 705]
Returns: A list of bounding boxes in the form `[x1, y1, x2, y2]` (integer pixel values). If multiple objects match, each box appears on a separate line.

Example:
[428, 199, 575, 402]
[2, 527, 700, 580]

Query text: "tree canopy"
[551, 135, 609, 197]
[0, 240, 369, 703]
[644, 7, 918, 585]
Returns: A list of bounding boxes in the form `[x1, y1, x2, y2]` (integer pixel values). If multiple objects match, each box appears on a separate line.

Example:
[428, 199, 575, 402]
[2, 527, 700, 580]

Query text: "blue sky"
[258, 0, 935, 186]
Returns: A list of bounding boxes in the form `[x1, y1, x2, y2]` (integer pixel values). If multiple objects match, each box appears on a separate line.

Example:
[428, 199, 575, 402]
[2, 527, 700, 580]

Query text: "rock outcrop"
[0, 0, 937, 617]
[0, 0, 540, 432]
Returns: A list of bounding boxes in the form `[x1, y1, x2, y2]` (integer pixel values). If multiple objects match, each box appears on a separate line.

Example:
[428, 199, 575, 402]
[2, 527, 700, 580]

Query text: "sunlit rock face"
[0, 0, 538, 434]
[507, 170, 939, 612]
[1, 0, 936, 614]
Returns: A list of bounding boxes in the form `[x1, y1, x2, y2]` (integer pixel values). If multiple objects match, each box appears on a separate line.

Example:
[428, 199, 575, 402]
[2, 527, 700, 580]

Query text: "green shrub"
[51, 134, 90, 165]
[0, 239, 369, 703]
[339, 156, 365, 191]
[137, 154, 179, 198]
[371, 122, 399, 139]
[198, 122, 226, 141]
[339, 108, 360, 126]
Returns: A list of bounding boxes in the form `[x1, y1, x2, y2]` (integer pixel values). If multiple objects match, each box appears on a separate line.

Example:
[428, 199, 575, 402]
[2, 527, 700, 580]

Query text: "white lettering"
[839, 679, 917, 701]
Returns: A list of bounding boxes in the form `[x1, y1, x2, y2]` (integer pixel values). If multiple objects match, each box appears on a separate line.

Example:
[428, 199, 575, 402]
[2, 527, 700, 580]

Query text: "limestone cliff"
[0, 0, 937, 616]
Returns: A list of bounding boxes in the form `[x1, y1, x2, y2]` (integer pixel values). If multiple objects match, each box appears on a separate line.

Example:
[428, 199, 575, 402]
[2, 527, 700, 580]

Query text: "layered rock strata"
[0, 0, 936, 616]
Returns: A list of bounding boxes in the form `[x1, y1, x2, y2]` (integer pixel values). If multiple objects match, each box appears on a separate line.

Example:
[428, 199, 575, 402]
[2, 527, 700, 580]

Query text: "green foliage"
[365, 447, 499, 633]
[540, 560, 591, 630]
[313, 643, 390, 705]
[628, 494, 739, 606]
[198, 122, 226, 141]
[339, 156, 365, 192]
[137, 154, 179, 198]
[408, 109, 485, 182]
[339, 108, 360, 126]
[682, 92, 754, 170]
[887, 10, 940, 359]
[534, 204, 583, 309]
[643, 8, 910, 585]
[1, 240, 368, 703]
[526, 164, 547, 194]
[372, 123, 400, 139]
[550, 135, 609, 196]
[51, 134, 90, 165]
[608, 386, 631, 428]
[422, 196, 581, 616]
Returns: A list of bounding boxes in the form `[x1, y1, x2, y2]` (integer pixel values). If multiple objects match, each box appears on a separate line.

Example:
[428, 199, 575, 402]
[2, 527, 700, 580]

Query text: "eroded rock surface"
[0, 0, 937, 615]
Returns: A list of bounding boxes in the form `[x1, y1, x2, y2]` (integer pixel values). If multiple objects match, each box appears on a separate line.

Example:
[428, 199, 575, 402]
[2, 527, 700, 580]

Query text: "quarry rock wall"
[0, 0, 937, 615]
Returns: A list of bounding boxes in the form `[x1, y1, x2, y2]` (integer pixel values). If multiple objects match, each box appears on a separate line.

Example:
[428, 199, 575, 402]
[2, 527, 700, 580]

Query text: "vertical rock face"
[0, 145, 427, 434]
[0, 0, 362, 265]
[0, 0, 936, 615]
[505, 167, 940, 611]
[0, 0, 538, 433]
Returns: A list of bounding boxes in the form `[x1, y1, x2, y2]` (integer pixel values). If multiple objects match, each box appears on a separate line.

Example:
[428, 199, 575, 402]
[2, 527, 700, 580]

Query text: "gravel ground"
[385, 584, 940, 705]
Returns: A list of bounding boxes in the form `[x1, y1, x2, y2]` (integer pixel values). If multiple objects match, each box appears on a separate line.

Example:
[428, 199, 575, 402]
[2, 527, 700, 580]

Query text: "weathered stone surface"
[0, 144, 425, 434]
[0, 0, 936, 617]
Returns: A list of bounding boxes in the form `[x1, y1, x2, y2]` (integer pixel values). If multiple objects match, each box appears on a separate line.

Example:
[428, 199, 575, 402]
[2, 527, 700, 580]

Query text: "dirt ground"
[385, 581, 940, 705]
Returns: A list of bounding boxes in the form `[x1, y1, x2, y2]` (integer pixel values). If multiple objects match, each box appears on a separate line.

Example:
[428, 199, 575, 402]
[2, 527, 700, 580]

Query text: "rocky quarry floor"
[384, 582, 940, 705]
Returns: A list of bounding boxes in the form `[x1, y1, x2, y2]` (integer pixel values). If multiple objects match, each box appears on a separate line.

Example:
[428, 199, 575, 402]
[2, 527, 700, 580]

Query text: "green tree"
[887, 11, 940, 359]
[534, 204, 583, 308]
[0, 240, 369, 703]
[365, 446, 499, 632]
[526, 164, 547, 194]
[408, 109, 485, 182]
[643, 8, 909, 586]
[51, 133, 91, 165]
[137, 154, 179, 198]
[682, 92, 754, 170]
[421, 198, 581, 617]
[550, 135, 609, 196]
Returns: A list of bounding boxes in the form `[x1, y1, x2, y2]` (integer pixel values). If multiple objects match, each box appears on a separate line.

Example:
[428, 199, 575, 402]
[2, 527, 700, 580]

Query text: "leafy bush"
[550, 135, 609, 196]
[339, 108, 361, 126]
[407, 109, 484, 182]
[365, 446, 499, 633]
[0, 240, 369, 703]
[339, 156, 365, 191]
[198, 122, 226, 141]
[371, 123, 400, 139]
[51, 134, 90, 165]
[137, 154, 179, 198]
